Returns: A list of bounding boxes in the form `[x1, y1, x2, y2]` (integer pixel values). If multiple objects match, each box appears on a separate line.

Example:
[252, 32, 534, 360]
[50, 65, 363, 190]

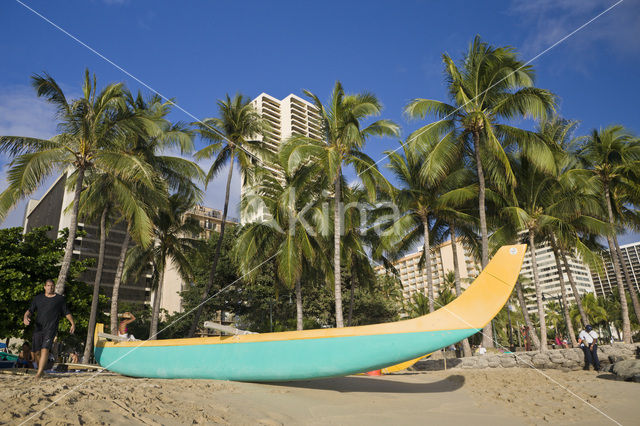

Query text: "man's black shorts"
[32, 329, 56, 351]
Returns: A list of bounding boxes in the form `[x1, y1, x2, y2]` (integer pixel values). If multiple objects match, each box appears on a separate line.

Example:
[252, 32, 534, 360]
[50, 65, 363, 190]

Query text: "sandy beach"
[1, 368, 638, 425]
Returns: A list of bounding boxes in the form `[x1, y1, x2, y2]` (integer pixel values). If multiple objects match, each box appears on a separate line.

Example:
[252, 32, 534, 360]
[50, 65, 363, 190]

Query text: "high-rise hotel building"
[241, 93, 323, 223]
[590, 241, 640, 297]
[375, 239, 481, 303]
[520, 242, 596, 312]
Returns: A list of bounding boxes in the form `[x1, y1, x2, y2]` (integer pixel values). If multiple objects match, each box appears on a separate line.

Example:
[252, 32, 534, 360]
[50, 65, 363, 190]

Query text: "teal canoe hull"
[95, 328, 477, 381]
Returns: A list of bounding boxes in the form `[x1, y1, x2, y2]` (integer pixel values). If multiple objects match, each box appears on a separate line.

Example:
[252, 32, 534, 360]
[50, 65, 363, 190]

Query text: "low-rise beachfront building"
[158, 206, 237, 315]
[590, 241, 640, 297]
[241, 93, 323, 224]
[520, 242, 596, 313]
[23, 171, 149, 305]
[23, 173, 236, 316]
[375, 239, 480, 303]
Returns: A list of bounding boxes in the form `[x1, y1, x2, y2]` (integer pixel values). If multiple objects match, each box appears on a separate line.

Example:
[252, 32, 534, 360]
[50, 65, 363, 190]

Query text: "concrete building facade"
[158, 206, 237, 315]
[520, 242, 596, 312]
[23, 172, 149, 305]
[590, 241, 640, 297]
[241, 93, 322, 224]
[375, 239, 480, 303]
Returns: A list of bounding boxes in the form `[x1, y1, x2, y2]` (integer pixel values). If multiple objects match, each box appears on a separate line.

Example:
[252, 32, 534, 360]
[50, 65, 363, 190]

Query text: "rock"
[611, 359, 640, 382]
[501, 358, 517, 368]
[609, 355, 625, 364]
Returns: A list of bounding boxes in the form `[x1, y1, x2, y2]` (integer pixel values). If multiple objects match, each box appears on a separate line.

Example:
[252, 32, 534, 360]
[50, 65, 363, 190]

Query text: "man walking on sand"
[23, 279, 75, 378]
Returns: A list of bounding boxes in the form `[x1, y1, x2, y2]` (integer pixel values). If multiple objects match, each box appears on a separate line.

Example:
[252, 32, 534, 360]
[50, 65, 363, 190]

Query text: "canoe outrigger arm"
[98, 332, 129, 342]
[203, 321, 257, 335]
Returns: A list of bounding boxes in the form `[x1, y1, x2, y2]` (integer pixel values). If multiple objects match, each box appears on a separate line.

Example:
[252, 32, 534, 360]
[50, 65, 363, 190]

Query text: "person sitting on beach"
[476, 344, 487, 355]
[118, 312, 136, 341]
[17, 342, 35, 368]
[69, 351, 79, 364]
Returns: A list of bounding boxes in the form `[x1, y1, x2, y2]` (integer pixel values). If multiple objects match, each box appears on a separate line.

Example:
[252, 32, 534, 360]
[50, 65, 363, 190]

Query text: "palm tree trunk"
[295, 278, 303, 331]
[110, 224, 131, 333]
[604, 183, 632, 343]
[528, 229, 547, 351]
[549, 236, 577, 346]
[149, 265, 165, 340]
[472, 131, 492, 348]
[82, 207, 108, 364]
[189, 154, 235, 337]
[612, 233, 640, 323]
[560, 249, 588, 326]
[422, 216, 435, 313]
[348, 271, 356, 327]
[55, 167, 85, 295]
[334, 170, 344, 328]
[449, 223, 472, 357]
[515, 279, 541, 349]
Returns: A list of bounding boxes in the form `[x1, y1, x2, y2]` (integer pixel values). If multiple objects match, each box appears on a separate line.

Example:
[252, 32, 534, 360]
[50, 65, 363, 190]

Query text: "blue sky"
[1, 0, 639, 243]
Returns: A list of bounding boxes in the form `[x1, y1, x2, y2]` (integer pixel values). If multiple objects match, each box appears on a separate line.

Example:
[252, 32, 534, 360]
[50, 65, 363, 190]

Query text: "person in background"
[118, 312, 136, 340]
[476, 343, 487, 355]
[23, 279, 75, 378]
[577, 324, 600, 371]
[586, 325, 601, 370]
[17, 342, 34, 368]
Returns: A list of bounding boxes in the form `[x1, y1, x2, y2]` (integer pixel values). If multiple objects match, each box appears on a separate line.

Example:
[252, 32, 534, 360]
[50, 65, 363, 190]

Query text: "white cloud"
[509, 0, 640, 71]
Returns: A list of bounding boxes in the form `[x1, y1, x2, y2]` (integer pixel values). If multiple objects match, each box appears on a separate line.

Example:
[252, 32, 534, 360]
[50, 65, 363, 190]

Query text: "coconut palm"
[0, 70, 156, 294]
[234, 156, 329, 331]
[382, 130, 465, 313]
[188, 94, 270, 336]
[125, 194, 202, 339]
[405, 36, 555, 346]
[514, 276, 541, 350]
[108, 93, 200, 334]
[77, 169, 160, 362]
[284, 82, 399, 327]
[580, 125, 640, 342]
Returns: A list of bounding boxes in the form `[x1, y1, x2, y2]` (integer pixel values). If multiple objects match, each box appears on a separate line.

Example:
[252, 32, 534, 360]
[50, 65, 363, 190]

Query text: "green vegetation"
[1, 36, 639, 357]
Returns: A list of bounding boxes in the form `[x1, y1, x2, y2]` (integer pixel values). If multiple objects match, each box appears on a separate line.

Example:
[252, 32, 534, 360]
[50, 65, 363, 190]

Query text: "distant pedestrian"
[23, 279, 75, 378]
[577, 324, 600, 371]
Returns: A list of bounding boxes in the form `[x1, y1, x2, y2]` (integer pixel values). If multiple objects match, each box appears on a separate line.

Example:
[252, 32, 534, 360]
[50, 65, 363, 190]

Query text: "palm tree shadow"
[267, 374, 465, 393]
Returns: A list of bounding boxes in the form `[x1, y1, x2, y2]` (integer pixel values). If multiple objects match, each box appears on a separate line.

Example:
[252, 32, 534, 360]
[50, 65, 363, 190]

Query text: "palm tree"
[382, 129, 467, 312]
[77, 169, 156, 362]
[125, 194, 202, 339]
[285, 82, 399, 327]
[580, 125, 640, 342]
[108, 93, 200, 334]
[188, 94, 270, 336]
[405, 36, 555, 346]
[570, 293, 608, 329]
[0, 70, 156, 294]
[514, 276, 541, 350]
[234, 156, 328, 331]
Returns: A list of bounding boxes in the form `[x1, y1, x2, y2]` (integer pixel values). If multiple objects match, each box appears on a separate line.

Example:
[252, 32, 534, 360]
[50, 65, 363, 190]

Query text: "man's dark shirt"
[28, 293, 70, 333]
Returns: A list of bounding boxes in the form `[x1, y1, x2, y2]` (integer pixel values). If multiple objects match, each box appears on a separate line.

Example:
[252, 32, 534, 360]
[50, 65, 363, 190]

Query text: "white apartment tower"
[520, 242, 596, 312]
[241, 93, 323, 224]
[590, 241, 640, 297]
[375, 239, 481, 303]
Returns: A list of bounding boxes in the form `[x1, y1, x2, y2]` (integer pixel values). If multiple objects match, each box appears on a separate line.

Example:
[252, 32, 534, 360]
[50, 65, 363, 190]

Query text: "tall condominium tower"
[590, 241, 640, 297]
[241, 93, 323, 224]
[375, 239, 481, 303]
[520, 242, 596, 312]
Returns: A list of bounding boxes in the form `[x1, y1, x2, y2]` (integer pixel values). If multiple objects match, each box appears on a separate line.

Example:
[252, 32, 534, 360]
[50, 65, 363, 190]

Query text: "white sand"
[1, 368, 638, 425]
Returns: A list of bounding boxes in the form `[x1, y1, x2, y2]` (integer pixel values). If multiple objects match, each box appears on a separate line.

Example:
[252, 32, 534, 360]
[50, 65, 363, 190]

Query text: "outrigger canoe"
[94, 244, 525, 381]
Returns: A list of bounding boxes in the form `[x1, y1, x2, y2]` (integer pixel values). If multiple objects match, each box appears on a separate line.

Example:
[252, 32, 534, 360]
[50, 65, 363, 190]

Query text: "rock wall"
[412, 343, 640, 371]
